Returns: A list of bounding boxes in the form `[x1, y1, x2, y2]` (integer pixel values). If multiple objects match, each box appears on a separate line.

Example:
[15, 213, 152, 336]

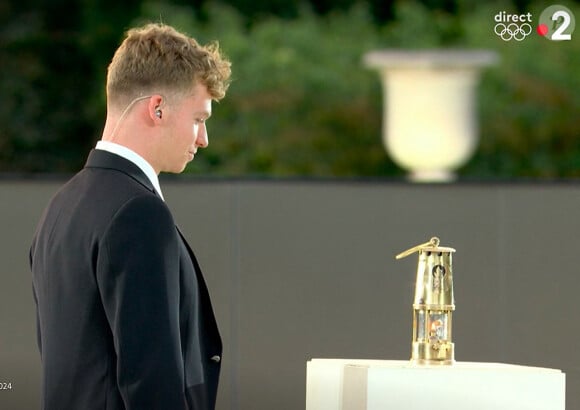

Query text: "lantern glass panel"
[415, 310, 426, 341]
[428, 311, 449, 342]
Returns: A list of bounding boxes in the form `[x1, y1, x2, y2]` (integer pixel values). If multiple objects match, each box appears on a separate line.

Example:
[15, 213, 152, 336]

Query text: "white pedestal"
[306, 359, 565, 410]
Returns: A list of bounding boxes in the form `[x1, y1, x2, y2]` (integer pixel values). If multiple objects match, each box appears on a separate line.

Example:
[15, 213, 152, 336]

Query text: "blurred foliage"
[0, 0, 142, 171]
[133, 2, 400, 176]
[1, 0, 579, 179]
[460, 2, 580, 178]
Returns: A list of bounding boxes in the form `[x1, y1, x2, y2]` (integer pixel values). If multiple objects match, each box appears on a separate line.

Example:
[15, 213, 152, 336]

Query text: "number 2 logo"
[552, 10, 572, 40]
[538, 5, 576, 41]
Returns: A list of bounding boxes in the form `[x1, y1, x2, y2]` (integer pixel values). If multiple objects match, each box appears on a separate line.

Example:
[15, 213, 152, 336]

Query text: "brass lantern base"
[411, 341, 455, 365]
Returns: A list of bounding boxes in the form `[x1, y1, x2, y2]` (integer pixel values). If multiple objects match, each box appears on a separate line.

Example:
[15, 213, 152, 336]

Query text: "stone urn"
[364, 50, 498, 182]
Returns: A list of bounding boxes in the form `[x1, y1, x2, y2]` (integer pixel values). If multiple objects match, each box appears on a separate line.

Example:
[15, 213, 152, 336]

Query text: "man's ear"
[148, 94, 164, 121]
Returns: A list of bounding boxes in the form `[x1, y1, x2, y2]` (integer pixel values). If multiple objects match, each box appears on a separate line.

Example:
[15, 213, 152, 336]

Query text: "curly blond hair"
[106, 23, 231, 107]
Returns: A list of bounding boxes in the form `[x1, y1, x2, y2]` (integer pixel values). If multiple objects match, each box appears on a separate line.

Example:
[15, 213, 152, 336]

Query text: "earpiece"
[155, 109, 162, 119]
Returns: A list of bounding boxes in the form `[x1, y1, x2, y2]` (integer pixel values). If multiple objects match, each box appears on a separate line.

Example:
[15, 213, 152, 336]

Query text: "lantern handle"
[395, 237, 440, 260]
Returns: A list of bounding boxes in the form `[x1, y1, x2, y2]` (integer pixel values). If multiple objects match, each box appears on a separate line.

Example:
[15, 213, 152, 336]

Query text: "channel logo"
[537, 5, 575, 41]
[493, 4, 575, 42]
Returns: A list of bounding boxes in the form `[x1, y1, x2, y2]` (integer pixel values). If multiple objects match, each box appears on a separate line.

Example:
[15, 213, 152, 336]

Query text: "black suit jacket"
[29, 149, 221, 410]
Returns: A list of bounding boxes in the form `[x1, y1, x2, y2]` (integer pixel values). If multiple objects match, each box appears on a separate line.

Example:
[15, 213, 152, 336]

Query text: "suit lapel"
[175, 226, 221, 342]
[175, 226, 205, 281]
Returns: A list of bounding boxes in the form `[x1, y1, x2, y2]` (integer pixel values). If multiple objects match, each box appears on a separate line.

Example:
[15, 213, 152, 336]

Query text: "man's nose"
[196, 123, 208, 148]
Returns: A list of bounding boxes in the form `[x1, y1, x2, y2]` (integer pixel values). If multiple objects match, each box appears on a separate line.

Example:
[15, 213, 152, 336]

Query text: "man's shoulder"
[47, 165, 165, 223]
[64, 164, 154, 199]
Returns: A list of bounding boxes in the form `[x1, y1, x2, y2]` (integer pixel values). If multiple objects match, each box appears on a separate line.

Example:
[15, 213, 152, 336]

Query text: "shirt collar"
[95, 140, 164, 200]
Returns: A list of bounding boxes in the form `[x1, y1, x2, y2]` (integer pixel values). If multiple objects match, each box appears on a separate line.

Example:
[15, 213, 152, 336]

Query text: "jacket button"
[210, 355, 221, 363]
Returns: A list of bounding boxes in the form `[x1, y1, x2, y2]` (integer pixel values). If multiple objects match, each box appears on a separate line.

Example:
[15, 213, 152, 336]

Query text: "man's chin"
[162, 163, 188, 174]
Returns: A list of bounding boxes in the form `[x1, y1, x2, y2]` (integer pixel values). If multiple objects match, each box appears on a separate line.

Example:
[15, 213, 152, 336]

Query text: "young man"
[29, 23, 231, 409]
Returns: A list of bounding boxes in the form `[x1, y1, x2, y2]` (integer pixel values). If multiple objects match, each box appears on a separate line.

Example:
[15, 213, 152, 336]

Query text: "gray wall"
[1, 179, 579, 409]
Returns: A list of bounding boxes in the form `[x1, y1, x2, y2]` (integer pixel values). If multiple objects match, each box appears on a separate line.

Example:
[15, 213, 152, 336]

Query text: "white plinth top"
[306, 359, 565, 410]
[309, 358, 562, 373]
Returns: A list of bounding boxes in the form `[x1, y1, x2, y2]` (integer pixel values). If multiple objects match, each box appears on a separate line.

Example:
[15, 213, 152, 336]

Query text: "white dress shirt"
[95, 140, 164, 200]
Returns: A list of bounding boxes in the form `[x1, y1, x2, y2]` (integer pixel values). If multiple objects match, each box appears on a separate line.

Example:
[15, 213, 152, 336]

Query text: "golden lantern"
[396, 237, 456, 365]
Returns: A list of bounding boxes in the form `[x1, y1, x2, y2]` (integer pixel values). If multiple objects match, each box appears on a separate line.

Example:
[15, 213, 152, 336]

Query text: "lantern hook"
[396, 237, 440, 260]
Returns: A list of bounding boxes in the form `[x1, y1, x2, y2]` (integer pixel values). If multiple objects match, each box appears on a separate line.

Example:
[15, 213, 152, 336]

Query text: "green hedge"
[2, 0, 578, 178]
[135, 2, 401, 177]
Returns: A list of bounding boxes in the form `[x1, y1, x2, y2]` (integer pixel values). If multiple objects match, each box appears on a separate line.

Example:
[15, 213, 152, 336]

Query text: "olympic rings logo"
[494, 22, 533, 41]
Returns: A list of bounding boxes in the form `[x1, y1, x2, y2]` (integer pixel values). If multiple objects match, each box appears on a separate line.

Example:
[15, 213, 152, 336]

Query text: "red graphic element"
[537, 24, 549, 36]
